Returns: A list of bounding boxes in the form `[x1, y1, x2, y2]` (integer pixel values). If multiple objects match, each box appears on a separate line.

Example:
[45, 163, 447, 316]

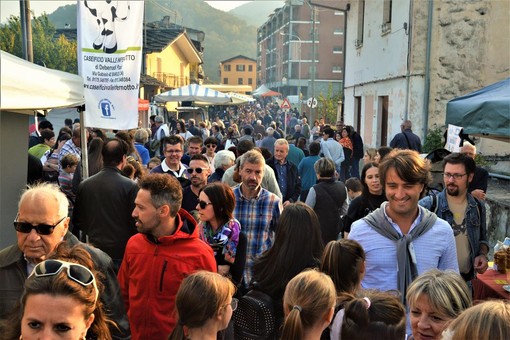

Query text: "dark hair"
[345, 178, 363, 193]
[442, 152, 476, 175]
[236, 140, 255, 156]
[38, 120, 53, 131]
[139, 174, 183, 217]
[377, 146, 393, 162]
[40, 129, 55, 142]
[244, 126, 253, 135]
[309, 142, 321, 156]
[177, 119, 187, 132]
[102, 138, 129, 167]
[115, 131, 137, 157]
[204, 136, 218, 146]
[323, 127, 334, 138]
[341, 292, 406, 340]
[360, 162, 379, 196]
[162, 135, 184, 149]
[200, 183, 235, 226]
[252, 202, 324, 299]
[87, 137, 105, 176]
[320, 239, 365, 295]
[378, 149, 431, 196]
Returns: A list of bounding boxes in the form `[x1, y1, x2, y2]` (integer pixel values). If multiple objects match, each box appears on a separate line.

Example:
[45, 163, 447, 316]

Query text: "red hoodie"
[118, 209, 216, 340]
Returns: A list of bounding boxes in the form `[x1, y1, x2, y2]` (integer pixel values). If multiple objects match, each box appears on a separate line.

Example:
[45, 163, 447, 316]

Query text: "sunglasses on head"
[186, 167, 206, 174]
[14, 215, 66, 235]
[29, 259, 99, 303]
[197, 200, 212, 209]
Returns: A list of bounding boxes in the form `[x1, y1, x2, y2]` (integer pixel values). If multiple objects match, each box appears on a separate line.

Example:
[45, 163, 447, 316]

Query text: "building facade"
[257, 0, 348, 101]
[219, 55, 257, 91]
[343, 0, 510, 156]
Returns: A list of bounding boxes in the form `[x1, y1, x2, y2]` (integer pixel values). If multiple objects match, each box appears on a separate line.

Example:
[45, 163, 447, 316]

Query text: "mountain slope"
[47, 0, 257, 82]
[229, 1, 285, 27]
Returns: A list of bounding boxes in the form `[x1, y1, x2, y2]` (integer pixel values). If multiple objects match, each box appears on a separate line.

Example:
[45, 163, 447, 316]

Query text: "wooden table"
[472, 268, 510, 301]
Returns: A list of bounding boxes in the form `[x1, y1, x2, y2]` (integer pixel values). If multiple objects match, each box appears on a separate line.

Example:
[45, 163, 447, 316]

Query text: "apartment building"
[219, 55, 257, 91]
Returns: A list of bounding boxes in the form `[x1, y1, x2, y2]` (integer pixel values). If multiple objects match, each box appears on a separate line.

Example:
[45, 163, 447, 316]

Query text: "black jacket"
[73, 167, 139, 261]
[0, 233, 131, 339]
[267, 157, 301, 203]
[312, 178, 347, 244]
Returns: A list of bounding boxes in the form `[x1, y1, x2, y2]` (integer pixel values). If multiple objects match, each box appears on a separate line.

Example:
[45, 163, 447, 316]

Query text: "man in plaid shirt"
[233, 150, 282, 287]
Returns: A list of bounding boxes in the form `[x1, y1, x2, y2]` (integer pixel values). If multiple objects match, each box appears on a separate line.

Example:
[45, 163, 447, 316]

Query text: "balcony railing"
[152, 72, 190, 88]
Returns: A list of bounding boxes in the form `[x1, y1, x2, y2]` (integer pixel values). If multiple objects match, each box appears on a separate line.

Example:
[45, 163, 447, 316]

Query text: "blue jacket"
[419, 190, 488, 279]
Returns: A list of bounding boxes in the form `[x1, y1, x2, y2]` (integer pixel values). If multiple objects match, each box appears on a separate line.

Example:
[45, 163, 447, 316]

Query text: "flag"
[77, 0, 144, 129]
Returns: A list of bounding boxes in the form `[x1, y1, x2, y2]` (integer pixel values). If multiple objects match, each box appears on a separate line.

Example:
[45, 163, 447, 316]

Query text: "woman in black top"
[342, 162, 386, 235]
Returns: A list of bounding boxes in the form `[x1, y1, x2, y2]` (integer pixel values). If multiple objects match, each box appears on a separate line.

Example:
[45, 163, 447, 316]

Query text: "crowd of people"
[0, 100, 507, 340]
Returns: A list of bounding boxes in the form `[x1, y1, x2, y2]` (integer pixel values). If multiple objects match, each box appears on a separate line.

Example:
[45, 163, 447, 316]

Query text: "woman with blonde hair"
[168, 271, 236, 340]
[406, 269, 471, 340]
[281, 270, 336, 340]
[442, 300, 510, 340]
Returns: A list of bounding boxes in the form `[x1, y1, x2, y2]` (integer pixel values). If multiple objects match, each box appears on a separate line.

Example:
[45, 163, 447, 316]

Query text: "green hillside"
[229, 1, 285, 27]
[47, 0, 257, 82]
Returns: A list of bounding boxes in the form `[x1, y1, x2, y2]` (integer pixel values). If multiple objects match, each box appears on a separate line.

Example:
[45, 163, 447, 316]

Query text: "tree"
[316, 83, 341, 125]
[0, 14, 77, 73]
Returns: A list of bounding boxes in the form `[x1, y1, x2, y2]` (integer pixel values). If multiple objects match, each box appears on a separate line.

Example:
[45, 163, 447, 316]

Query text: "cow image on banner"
[77, 0, 144, 130]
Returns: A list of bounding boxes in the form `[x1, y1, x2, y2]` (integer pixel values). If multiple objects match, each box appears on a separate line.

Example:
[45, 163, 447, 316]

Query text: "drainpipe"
[423, 0, 434, 138]
[404, 0, 414, 121]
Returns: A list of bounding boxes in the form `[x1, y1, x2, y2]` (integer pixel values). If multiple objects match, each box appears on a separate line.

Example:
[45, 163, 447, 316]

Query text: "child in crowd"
[59, 153, 78, 215]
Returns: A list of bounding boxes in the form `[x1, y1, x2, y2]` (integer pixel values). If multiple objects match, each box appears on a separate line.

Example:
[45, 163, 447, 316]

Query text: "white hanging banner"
[77, 0, 144, 129]
[446, 124, 463, 152]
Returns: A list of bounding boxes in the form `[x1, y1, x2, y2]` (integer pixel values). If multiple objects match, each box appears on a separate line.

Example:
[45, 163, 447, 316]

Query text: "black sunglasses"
[186, 167, 206, 174]
[206, 144, 217, 148]
[14, 215, 66, 235]
[29, 259, 99, 303]
[197, 200, 213, 209]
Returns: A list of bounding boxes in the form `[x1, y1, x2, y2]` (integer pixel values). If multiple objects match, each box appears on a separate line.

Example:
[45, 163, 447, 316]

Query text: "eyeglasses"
[29, 259, 99, 303]
[14, 215, 66, 235]
[187, 167, 206, 174]
[197, 200, 213, 209]
[443, 173, 467, 180]
[206, 144, 217, 148]
[229, 298, 238, 311]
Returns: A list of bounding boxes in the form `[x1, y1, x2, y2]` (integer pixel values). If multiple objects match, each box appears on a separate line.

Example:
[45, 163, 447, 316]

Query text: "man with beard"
[233, 150, 282, 287]
[420, 153, 488, 282]
[181, 154, 211, 219]
[118, 174, 216, 339]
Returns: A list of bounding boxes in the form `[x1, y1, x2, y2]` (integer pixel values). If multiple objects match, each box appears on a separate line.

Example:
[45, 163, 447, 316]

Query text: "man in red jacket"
[118, 174, 216, 340]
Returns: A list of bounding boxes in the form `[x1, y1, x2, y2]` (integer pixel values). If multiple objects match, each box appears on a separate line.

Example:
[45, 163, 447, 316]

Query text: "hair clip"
[292, 305, 302, 312]
[363, 297, 371, 309]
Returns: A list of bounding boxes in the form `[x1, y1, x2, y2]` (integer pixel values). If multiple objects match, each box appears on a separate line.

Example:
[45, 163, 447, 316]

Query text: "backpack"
[233, 289, 277, 340]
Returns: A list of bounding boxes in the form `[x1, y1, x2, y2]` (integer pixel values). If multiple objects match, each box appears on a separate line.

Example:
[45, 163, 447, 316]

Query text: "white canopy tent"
[155, 84, 232, 104]
[0, 50, 85, 249]
[1, 51, 84, 114]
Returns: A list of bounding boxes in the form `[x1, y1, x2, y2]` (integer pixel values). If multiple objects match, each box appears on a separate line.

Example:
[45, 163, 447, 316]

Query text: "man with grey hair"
[260, 127, 277, 155]
[0, 182, 130, 338]
[134, 128, 150, 166]
[267, 138, 301, 207]
[460, 141, 488, 200]
[209, 149, 235, 183]
[151, 115, 169, 157]
[233, 150, 282, 286]
[390, 119, 422, 152]
[305, 157, 347, 244]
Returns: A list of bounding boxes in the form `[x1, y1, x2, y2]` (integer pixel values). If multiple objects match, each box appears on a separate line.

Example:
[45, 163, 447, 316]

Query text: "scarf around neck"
[363, 202, 437, 305]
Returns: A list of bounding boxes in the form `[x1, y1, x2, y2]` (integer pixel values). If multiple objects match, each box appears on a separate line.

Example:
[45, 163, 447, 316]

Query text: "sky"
[0, 1, 251, 23]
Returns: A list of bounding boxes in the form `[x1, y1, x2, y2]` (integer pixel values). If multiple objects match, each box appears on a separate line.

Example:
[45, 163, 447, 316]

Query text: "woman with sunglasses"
[168, 271, 236, 340]
[2, 244, 112, 340]
[197, 183, 247, 287]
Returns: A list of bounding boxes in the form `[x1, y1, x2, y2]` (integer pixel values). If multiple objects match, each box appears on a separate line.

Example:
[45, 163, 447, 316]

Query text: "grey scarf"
[363, 202, 437, 305]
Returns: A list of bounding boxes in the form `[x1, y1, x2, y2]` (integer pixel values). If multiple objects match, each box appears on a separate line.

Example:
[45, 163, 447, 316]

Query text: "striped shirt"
[234, 184, 282, 286]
